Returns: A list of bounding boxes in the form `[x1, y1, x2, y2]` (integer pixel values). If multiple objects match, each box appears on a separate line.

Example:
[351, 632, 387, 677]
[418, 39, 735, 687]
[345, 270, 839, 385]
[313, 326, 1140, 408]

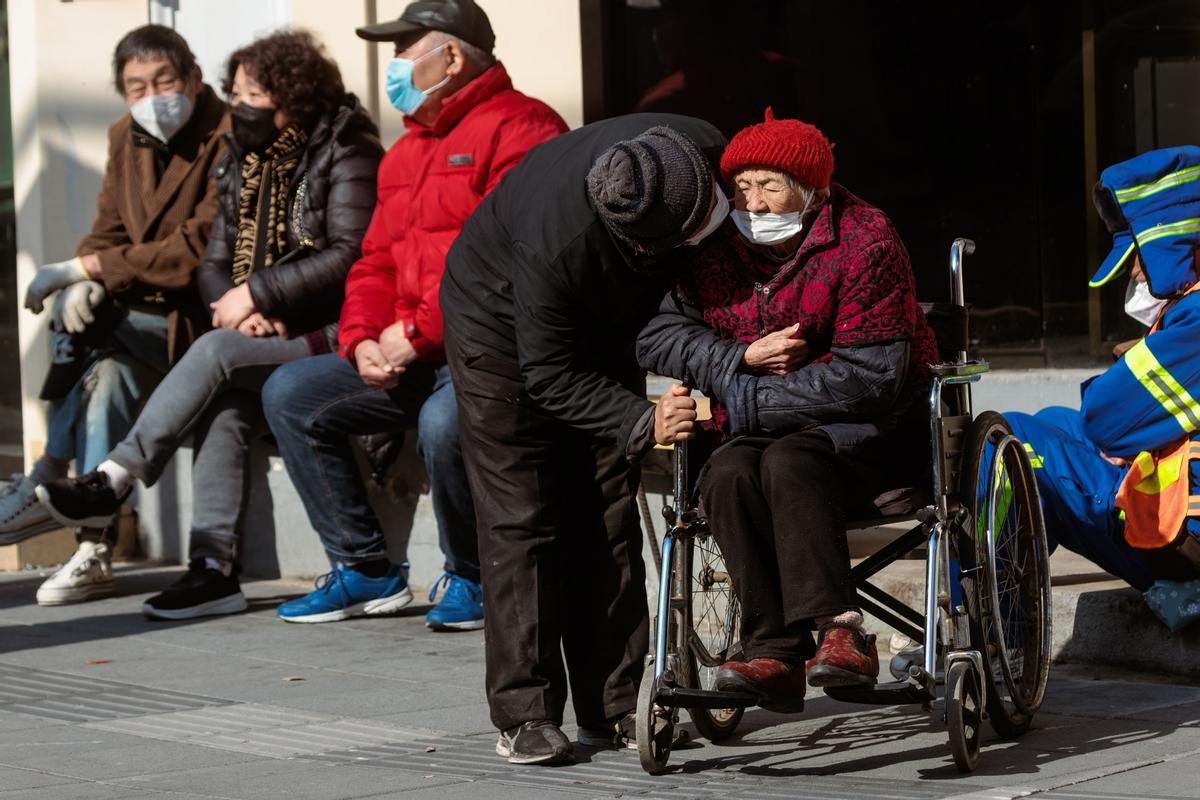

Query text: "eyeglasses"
[124, 73, 185, 101]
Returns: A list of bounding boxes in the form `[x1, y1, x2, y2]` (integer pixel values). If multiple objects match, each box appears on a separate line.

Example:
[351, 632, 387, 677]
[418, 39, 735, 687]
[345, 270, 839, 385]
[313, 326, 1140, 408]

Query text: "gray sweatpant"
[108, 328, 310, 563]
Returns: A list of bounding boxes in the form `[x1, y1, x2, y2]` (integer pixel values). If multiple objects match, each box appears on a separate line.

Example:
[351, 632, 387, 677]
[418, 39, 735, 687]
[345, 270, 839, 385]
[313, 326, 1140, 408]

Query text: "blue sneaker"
[277, 563, 413, 623]
[425, 572, 484, 631]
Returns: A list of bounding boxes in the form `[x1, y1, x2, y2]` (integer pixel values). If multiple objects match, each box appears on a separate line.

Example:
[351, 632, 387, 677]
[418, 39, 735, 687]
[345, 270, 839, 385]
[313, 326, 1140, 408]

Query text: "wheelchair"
[636, 239, 1053, 774]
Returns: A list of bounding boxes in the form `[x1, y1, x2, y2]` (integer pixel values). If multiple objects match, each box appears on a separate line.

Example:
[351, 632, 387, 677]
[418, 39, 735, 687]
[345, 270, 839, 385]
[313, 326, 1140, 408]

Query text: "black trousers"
[445, 330, 648, 732]
[700, 428, 925, 664]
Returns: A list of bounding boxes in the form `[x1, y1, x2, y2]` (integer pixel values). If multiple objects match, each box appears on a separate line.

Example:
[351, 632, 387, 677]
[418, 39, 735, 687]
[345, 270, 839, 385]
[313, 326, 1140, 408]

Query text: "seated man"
[1007, 146, 1200, 605]
[261, 0, 567, 626]
[637, 110, 939, 712]
[0, 24, 226, 605]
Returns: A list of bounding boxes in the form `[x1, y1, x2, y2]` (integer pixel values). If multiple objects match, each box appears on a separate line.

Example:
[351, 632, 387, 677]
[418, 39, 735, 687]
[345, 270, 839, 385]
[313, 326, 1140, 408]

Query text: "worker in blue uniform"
[1006, 145, 1200, 597]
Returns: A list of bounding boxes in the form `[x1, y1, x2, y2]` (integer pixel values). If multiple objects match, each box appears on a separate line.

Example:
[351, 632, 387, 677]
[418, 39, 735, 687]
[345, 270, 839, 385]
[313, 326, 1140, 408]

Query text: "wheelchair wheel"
[682, 529, 744, 741]
[636, 663, 674, 774]
[945, 660, 983, 772]
[961, 411, 1053, 739]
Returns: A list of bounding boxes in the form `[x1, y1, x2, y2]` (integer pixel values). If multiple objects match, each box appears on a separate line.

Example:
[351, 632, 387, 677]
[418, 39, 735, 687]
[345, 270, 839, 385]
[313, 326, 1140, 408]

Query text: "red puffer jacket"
[337, 63, 567, 362]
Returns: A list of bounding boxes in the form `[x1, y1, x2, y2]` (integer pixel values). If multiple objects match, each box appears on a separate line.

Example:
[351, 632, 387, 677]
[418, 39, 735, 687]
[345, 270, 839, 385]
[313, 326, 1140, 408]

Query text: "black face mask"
[231, 102, 279, 154]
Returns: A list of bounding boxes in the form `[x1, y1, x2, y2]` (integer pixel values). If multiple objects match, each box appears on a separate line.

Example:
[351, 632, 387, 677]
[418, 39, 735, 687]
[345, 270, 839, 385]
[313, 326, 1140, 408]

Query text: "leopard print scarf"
[230, 123, 308, 286]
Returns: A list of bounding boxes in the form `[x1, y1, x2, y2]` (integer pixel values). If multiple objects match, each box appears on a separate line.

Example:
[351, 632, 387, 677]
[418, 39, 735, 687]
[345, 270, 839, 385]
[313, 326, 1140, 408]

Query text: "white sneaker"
[36, 541, 115, 606]
[0, 475, 61, 546]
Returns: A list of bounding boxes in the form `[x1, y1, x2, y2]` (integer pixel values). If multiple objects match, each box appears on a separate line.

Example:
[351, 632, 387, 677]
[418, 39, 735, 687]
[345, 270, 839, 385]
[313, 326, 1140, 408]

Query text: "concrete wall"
[9, 0, 145, 469]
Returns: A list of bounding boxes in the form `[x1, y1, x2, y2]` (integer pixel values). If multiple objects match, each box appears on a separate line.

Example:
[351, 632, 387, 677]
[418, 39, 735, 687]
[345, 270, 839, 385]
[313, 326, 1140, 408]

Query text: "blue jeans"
[418, 375, 481, 583]
[262, 353, 479, 579]
[46, 310, 170, 474]
[1006, 406, 1155, 590]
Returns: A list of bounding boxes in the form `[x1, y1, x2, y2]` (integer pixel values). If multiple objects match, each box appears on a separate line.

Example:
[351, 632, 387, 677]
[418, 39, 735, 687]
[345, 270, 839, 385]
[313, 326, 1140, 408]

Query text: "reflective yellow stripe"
[1124, 340, 1200, 433]
[1137, 217, 1200, 246]
[1022, 442, 1044, 469]
[1134, 453, 1184, 495]
[1088, 240, 1137, 287]
[1115, 165, 1200, 203]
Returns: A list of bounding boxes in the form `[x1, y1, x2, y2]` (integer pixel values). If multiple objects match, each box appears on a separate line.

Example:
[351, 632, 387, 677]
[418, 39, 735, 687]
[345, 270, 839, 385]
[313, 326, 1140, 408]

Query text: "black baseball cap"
[356, 0, 495, 53]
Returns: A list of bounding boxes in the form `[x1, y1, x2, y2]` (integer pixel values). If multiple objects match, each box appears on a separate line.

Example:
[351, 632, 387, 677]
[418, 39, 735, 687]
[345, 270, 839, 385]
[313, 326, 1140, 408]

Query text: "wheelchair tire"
[945, 660, 982, 772]
[681, 531, 744, 741]
[636, 662, 674, 774]
[960, 411, 1053, 740]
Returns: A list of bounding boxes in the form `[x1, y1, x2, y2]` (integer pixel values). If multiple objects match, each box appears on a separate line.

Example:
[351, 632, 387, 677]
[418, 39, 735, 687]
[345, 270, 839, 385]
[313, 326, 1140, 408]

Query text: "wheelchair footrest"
[658, 685, 758, 710]
[823, 679, 934, 706]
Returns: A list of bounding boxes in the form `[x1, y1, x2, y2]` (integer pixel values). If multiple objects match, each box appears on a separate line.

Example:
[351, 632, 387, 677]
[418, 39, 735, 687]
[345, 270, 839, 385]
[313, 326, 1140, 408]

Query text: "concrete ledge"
[132, 438, 449, 593]
[860, 547, 1200, 679]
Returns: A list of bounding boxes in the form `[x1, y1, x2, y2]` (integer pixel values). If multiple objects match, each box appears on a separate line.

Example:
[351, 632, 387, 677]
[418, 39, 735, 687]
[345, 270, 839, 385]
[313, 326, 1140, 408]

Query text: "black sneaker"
[36, 471, 129, 529]
[495, 720, 573, 765]
[577, 712, 638, 750]
[143, 560, 248, 620]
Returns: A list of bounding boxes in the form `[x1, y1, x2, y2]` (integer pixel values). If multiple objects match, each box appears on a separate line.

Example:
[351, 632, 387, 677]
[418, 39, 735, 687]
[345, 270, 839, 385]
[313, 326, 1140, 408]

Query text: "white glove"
[25, 257, 88, 314]
[50, 280, 107, 334]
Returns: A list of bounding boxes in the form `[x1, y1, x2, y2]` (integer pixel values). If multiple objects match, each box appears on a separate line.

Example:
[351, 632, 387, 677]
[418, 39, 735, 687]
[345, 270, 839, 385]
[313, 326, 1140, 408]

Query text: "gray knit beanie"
[586, 126, 713, 255]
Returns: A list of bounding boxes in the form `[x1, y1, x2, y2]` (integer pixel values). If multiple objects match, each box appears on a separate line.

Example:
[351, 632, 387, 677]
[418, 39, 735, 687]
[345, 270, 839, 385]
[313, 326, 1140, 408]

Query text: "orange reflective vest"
[1115, 438, 1200, 550]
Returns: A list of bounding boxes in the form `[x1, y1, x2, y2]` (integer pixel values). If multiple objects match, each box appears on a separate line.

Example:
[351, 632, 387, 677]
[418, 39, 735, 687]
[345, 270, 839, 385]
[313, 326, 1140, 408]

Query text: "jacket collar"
[403, 62, 513, 138]
[792, 184, 840, 259]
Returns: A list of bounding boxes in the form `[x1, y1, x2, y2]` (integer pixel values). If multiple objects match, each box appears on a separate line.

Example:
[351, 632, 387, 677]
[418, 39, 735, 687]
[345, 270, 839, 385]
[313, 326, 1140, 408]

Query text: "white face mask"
[1124, 278, 1169, 327]
[683, 189, 730, 246]
[731, 190, 815, 246]
[130, 92, 194, 143]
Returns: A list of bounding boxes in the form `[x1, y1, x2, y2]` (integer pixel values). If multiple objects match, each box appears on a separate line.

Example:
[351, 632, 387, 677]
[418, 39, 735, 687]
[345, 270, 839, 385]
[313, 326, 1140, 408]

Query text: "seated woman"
[36, 30, 383, 618]
[637, 110, 938, 712]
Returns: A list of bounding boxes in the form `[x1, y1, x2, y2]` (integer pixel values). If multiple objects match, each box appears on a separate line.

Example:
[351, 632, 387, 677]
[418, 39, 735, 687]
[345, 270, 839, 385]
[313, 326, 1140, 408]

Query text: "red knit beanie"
[719, 108, 834, 188]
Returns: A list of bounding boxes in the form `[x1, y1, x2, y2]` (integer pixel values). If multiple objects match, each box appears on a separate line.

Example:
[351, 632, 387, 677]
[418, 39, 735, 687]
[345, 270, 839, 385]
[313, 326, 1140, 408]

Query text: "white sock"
[29, 457, 68, 486]
[204, 558, 233, 576]
[815, 610, 865, 630]
[97, 460, 134, 496]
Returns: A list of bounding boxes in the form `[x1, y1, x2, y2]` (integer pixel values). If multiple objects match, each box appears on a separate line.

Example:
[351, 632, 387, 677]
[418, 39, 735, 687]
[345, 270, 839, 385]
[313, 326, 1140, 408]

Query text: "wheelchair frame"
[637, 239, 1053, 774]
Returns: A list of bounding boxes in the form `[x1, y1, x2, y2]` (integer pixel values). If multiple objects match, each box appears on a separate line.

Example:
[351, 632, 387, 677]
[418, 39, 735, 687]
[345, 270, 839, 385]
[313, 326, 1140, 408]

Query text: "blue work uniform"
[1007, 146, 1200, 591]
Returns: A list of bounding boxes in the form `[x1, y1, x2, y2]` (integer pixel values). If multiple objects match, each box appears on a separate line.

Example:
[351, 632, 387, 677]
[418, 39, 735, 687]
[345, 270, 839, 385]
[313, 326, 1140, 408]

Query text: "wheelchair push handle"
[949, 238, 975, 311]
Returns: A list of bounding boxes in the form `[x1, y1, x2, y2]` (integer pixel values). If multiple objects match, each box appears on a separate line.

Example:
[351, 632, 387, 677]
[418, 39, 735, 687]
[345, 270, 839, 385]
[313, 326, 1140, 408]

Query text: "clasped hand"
[50, 281, 107, 334]
[355, 322, 419, 389]
[742, 324, 809, 375]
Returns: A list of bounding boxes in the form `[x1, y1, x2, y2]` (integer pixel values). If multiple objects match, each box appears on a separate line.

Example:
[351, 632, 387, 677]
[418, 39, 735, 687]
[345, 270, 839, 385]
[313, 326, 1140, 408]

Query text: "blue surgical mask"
[386, 43, 451, 115]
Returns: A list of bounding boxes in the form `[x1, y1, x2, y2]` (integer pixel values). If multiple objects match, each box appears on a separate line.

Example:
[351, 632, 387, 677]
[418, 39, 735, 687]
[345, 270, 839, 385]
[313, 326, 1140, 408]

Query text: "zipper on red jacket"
[754, 282, 770, 336]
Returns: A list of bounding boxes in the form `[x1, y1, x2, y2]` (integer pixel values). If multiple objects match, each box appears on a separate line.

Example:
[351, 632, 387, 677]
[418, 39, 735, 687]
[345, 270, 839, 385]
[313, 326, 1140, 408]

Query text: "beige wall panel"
[10, 0, 147, 470]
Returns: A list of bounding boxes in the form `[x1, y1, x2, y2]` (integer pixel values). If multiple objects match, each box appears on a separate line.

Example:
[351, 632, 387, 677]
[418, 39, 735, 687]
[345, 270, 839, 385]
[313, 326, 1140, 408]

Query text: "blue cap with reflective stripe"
[1089, 145, 1200, 297]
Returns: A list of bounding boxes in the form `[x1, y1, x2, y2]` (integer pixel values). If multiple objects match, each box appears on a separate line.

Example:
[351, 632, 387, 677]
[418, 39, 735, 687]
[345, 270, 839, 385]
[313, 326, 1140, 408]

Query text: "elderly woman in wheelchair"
[637, 109, 939, 714]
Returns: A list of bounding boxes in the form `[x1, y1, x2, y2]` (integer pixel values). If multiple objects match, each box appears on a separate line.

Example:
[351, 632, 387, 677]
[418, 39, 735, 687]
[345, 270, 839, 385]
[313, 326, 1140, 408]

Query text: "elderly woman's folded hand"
[742, 324, 808, 375]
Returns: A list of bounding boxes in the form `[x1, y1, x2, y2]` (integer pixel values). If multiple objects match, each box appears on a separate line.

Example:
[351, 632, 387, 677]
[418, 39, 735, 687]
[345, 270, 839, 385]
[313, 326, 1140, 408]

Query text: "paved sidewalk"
[1, 565, 1198, 800]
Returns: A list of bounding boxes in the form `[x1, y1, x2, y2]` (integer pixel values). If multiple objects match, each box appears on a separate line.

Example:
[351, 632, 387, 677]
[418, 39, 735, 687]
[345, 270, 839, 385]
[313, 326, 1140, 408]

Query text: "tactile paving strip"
[87, 703, 426, 758]
[0, 662, 232, 723]
[309, 731, 984, 800]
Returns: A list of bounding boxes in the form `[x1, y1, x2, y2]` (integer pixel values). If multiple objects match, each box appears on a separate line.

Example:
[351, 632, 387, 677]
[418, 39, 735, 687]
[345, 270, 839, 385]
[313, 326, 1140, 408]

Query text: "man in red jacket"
[261, 0, 567, 625]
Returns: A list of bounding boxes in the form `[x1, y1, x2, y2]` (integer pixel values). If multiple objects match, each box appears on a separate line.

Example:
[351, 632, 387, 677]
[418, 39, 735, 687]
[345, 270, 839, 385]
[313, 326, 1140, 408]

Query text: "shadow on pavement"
[664, 691, 1182, 781]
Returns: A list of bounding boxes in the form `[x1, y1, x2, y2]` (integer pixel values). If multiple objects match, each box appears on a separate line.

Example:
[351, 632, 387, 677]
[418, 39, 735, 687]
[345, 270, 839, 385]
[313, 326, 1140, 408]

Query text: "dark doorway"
[581, 0, 1200, 364]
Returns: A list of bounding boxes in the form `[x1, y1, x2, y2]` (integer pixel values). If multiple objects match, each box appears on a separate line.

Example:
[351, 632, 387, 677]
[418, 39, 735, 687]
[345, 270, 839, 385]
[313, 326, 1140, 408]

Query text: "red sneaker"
[806, 624, 879, 687]
[715, 658, 806, 713]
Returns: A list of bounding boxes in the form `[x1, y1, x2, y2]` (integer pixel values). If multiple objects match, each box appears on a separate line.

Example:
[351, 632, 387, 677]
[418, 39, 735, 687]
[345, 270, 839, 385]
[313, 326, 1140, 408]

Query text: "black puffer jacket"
[197, 95, 383, 337]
